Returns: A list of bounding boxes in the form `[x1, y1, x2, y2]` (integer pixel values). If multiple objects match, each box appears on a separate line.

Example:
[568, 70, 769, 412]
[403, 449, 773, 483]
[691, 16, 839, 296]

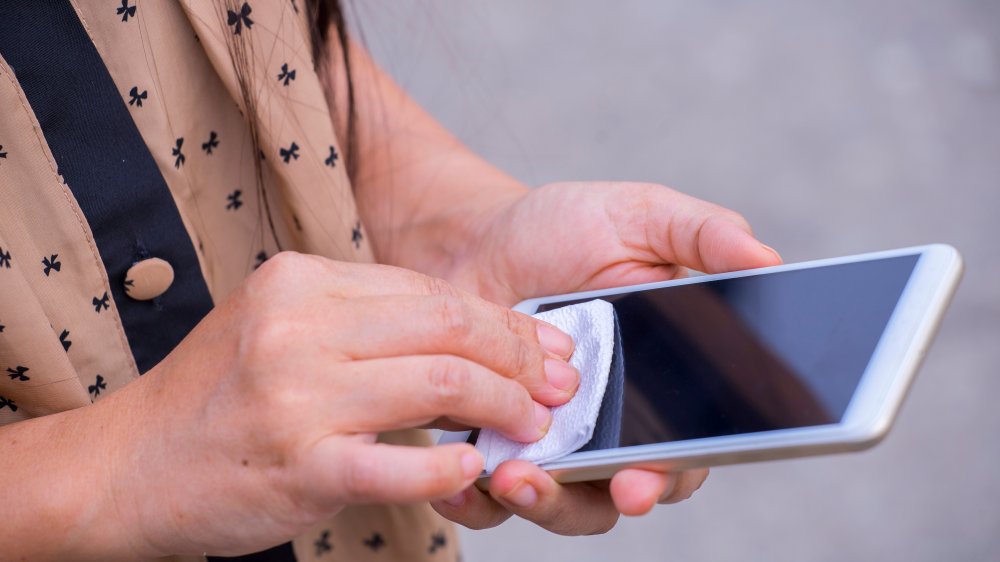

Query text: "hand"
[452, 182, 782, 305]
[435, 182, 782, 534]
[104, 253, 582, 557]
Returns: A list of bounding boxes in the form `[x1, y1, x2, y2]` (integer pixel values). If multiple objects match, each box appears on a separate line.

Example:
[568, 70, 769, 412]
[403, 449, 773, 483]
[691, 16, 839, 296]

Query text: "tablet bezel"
[465, 244, 963, 484]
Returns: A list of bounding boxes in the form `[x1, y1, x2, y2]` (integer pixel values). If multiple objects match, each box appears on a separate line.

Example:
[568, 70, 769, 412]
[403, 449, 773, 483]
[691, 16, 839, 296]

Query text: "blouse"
[0, 1, 458, 561]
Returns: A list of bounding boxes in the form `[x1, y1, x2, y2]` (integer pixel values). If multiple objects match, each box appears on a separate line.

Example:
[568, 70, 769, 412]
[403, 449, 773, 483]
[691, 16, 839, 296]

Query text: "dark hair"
[306, 0, 357, 183]
[222, 0, 356, 252]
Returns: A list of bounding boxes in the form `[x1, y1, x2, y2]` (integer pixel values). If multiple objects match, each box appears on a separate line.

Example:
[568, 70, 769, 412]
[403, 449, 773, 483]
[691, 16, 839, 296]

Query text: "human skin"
[0, 256, 583, 559]
[0, 30, 783, 560]
[330, 39, 783, 533]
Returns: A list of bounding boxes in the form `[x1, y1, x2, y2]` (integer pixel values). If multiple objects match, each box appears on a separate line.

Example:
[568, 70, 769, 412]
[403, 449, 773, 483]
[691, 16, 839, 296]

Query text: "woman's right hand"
[101, 252, 578, 558]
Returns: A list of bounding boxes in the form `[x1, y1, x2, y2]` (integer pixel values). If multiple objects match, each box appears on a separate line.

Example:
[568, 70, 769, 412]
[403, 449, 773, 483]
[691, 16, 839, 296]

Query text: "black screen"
[535, 254, 920, 450]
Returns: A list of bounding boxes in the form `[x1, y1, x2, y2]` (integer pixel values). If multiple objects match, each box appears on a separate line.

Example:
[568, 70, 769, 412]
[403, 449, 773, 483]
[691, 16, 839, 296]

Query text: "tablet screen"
[535, 254, 921, 450]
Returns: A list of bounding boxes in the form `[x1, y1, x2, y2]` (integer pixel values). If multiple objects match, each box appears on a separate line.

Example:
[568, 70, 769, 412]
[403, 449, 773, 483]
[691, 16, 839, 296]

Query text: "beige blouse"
[0, 1, 457, 560]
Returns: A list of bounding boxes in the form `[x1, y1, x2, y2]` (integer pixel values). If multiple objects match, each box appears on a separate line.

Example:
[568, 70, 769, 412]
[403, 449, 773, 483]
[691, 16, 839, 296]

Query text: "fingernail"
[537, 323, 573, 358]
[502, 481, 538, 508]
[443, 490, 466, 507]
[534, 402, 551, 436]
[760, 243, 781, 262]
[544, 358, 579, 392]
[461, 451, 483, 479]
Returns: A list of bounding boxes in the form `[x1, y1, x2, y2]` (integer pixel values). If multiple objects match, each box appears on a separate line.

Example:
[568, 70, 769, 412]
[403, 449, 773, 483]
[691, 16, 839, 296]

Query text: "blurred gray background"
[352, 2, 1000, 560]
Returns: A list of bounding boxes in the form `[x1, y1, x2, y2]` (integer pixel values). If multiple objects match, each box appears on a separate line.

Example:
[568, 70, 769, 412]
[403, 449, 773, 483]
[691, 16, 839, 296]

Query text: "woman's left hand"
[433, 181, 782, 534]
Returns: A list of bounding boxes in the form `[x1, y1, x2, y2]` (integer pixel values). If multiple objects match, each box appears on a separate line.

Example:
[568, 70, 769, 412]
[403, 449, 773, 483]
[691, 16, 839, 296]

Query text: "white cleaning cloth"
[476, 299, 616, 472]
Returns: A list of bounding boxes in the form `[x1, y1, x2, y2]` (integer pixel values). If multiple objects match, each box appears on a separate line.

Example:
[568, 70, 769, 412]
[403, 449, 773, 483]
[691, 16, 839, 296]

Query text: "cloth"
[0, 2, 455, 561]
[0, 0, 216, 376]
[577, 310, 625, 453]
[476, 299, 617, 472]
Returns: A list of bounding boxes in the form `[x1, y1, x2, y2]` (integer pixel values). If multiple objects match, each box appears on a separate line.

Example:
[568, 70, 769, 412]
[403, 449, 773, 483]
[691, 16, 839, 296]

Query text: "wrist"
[0, 380, 160, 561]
[76, 381, 167, 560]
[383, 185, 527, 288]
[92, 378, 170, 559]
[439, 187, 525, 287]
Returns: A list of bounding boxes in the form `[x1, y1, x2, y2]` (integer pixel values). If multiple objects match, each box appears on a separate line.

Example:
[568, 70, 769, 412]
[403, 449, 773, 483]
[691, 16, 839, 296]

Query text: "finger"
[343, 355, 550, 443]
[431, 483, 513, 530]
[488, 460, 620, 536]
[609, 469, 677, 516]
[686, 215, 782, 273]
[658, 468, 709, 504]
[309, 262, 579, 399]
[300, 440, 484, 505]
[615, 184, 783, 274]
[315, 260, 572, 350]
[585, 262, 689, 291]
[327, 295, 578, 406]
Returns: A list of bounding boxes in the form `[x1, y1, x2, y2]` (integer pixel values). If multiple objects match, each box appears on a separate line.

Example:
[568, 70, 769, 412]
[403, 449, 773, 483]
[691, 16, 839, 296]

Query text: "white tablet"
[448, 244, 963, 484]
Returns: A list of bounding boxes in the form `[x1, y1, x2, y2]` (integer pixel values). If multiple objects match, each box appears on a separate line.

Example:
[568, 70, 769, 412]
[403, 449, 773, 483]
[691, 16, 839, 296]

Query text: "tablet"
[447, 244, 963, 484]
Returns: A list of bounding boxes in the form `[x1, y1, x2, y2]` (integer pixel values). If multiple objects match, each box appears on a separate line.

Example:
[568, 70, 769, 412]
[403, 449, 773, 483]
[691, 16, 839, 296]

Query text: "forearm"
[0, 387, 150, 560]
[323, 38, 528, 277]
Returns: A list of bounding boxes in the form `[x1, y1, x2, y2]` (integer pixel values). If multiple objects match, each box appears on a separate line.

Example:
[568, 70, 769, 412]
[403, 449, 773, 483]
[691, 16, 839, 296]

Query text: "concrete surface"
[355, 2, 1000, 560]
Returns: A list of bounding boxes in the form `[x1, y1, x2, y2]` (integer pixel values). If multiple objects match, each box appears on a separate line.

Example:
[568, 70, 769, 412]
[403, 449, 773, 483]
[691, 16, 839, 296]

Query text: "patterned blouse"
[0, 1, 458, 560]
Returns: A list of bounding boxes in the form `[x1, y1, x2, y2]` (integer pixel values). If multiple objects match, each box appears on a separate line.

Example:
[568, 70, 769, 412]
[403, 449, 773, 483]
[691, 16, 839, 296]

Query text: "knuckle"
[637, 181, 670, 194]
[435, 297, 471, 340]
[510, 339, 541, 381]
[239, 313, 297, 362]
[498, 310, 543, 379]
[460, 509, 512, 531]
[503, 308, 533, 338]
[501, 307, 519, 332]
[461, 519, 497, 531]
[426, 357, 472, 405]
[632, 182, 678, 202]
[367, 263, 411, 285]
[583, 514, 619, 536]
[722, 210, 751, 231]
[251, 251, 318, 287]
[424, 275, 460, 298]
[250, 388, 310, 446]
[534, 501, 574, 533]
[257, 250, 302, 276]
[231, 316, 309, 426]
[529, 496, 618, 536]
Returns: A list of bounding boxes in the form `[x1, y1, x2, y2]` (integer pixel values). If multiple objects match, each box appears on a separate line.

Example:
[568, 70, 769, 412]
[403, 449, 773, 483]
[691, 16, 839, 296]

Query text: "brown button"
[124, 258, 175, 301]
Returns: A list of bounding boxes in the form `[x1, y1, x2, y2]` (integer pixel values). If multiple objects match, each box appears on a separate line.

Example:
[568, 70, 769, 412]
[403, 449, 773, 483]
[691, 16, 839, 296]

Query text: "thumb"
[302, 440, 484, 506]
[696, 215, 783, 273]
